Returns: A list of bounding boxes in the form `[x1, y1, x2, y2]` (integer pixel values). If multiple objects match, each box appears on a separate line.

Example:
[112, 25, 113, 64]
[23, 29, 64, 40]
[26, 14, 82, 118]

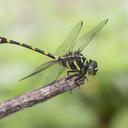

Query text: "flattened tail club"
[0, 37, 58, 60]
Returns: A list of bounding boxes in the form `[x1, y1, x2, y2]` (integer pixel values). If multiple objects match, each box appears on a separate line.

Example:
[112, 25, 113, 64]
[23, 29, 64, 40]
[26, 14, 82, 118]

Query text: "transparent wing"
[73, 19, 108, 52]
[44, 63, 66, 85]
[55, 21, 83, 56]
[20, 60, 57, 81]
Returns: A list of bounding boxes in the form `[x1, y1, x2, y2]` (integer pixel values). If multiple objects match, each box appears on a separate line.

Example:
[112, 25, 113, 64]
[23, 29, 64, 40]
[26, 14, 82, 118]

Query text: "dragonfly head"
[87, 60, 98, 75]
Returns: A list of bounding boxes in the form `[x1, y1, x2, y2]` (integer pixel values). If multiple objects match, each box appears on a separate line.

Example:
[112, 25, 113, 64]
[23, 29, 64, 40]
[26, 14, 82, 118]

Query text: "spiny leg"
[68, 73, 86, 89]
[66, 70, 82, 91]
[67, 70, 79, 76]
[74, 74, 83, 89]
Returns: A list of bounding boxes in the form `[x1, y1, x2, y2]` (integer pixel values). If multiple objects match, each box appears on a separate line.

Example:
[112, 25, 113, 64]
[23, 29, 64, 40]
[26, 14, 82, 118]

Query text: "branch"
[0, 75, 84, 119]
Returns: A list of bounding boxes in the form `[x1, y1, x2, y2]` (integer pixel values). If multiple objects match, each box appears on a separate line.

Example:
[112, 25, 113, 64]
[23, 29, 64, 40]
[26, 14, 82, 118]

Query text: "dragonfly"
[0, 19, 108, 85]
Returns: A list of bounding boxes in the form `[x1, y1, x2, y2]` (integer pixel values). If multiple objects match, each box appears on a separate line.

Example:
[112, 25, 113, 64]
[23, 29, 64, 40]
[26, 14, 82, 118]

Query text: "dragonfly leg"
[67, 70, 79, 76]
[74, 74, 87, 89]
[66, 71, 84, 90]
[74, 74, 82, 89]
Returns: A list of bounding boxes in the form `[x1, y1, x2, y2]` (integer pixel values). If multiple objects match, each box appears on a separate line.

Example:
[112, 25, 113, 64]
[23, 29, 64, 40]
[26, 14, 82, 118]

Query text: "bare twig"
[0, 75, 85, 119]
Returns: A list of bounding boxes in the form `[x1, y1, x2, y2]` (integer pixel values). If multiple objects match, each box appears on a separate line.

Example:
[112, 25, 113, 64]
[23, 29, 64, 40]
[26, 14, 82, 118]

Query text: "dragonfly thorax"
[58, 51, 98, 76]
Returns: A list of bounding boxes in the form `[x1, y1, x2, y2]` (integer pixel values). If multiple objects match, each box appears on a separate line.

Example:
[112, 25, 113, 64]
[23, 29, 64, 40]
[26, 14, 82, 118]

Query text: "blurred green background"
[0, 0, 128, 128]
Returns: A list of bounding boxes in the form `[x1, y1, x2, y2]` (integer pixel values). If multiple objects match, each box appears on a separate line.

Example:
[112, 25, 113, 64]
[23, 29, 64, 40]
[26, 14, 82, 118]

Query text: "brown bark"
[0, 75, 84, 119]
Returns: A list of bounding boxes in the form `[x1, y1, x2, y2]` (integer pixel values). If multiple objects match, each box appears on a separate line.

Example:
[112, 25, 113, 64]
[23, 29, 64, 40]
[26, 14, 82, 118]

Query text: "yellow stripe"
[0, 38, 2, 43]
[80, 58, 84, 63]
[43, 51, 48, 55]
[32, 47, 35, 50]
[54, 56, 58, 60]
[73, 60, 80, 70]
[66, 61, 71, 69]
[7, 38, 10, 43]
[20, 43, 23, 45]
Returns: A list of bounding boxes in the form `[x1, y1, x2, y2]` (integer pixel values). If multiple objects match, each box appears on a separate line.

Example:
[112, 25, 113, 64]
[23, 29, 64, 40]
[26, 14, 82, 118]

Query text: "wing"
[44, 63, 66, 85]
[73, 19, 108, 52]
[55, 21, 83, 56]
[19, 60, 57, 81]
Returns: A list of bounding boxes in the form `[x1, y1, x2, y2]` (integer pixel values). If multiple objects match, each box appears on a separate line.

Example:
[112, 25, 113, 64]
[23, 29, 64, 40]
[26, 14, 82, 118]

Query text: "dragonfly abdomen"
[0, 37, 57, 59]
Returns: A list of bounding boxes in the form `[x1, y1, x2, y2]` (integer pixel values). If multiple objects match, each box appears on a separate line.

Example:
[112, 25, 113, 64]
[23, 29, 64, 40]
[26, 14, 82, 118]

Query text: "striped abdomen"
[0, 37, 57, 59]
